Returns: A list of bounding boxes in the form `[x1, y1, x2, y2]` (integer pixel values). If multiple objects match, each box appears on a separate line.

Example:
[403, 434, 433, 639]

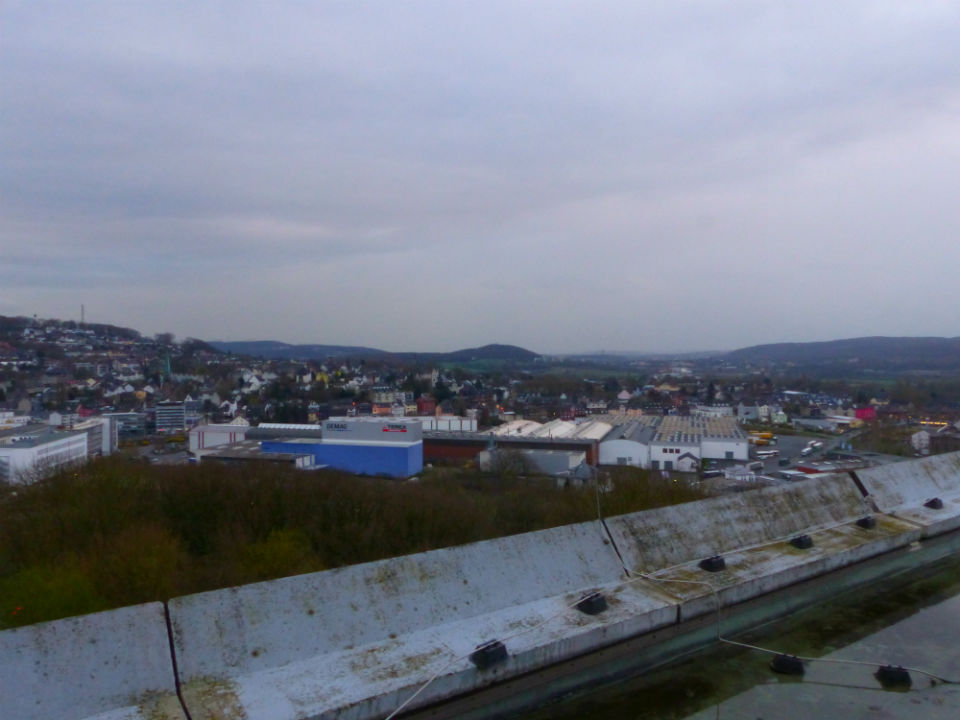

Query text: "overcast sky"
[3, 2, 960, 353]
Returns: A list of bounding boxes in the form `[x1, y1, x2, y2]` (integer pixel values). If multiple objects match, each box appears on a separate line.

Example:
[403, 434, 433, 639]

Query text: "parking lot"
[129, 442, 192, 466]
[765, 433, 824, 465]
[744, 431, 847, 475]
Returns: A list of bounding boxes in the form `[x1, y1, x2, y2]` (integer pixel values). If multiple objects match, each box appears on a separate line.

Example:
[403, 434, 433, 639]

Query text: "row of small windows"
[37, 440, 85, 458]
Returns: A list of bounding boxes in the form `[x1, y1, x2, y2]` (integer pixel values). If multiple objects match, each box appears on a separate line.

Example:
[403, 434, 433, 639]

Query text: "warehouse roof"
[200, 440, 318, 464]
[248, 424, 324, 440]
[0, 424, 83, 448]
[652, 415, 746, 443]
[601, 419, 658, 444]
[491, 419, 545, 437]
[599, 415, 746, 445]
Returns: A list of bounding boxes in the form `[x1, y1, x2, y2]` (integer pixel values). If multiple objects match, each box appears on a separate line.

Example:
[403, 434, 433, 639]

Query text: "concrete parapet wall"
[647, 514, 922, 621]
[168, 520, 622, 682]
[177, 579, 680, 720]
[171, 473, 905, 720]
[10, 454, 960, 720]
[606, 473, 873, 573]
[856, 452, 960, 535]
[0, 603, 183, 720]
[168, 520, 639, 719]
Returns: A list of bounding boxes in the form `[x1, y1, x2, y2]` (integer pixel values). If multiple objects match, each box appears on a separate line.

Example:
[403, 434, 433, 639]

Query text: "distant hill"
[209, 341, 387, 360]
[431, 344, 540, 363]
[724, 336, 960, 372]
[0, 314, 142, 340]
[209, 340, 540, 364]
[558, 350, 721, 363]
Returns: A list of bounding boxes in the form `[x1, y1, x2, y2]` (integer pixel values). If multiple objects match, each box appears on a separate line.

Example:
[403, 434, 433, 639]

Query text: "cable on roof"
[387, 480, 958, 719]
[621, 544, 960, 687]
[382, 583, 620, 719]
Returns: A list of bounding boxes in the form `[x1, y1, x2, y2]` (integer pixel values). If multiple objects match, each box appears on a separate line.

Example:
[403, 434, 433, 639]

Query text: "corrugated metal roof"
[529, 420, 577, 438]
[570, 420, 613, 440]
[491, 420, 543, 437]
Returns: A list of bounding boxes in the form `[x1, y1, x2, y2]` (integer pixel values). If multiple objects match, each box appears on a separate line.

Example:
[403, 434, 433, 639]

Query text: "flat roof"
[247, 425, 324, 440]
[323, 416, 422, 425]
[0, 424, 84, 448]
[490, 419, 544, 437]
[602, 420, 658, 444]
[201, 440, 314, 462]
[0, 422, 50, 439]
[423, 432, 598, 447]
[191, 424, 250, 432]
[599, 415, 746, 444]
[653, 415, 746, 443]
[257, 423, 322, 431]
[267, 437, 422, 449]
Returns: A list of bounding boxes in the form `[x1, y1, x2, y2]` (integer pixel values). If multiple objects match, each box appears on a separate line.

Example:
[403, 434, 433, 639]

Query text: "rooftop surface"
[599, 415, 746, 444]
[0, 423, 83, 448]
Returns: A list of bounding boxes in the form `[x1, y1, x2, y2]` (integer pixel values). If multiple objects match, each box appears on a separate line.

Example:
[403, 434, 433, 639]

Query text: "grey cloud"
[3, 2, 960, 351]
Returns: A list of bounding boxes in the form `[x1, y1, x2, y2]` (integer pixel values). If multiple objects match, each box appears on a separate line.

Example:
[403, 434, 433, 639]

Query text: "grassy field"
[0, 459, 706, 629]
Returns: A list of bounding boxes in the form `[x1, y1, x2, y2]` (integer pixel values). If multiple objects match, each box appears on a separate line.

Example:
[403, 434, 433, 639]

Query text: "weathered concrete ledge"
[168, 521, 650, 720]
[0, 602, 184, 720]
[166, 463, 952, 720]
[607, 474, 923, 619]
[5, 451, 960, 720]
[856, 452, 960, 535]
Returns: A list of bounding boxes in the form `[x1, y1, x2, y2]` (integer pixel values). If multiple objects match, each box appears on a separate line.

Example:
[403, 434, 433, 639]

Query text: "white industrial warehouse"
[598, 415, 749, 470]
[487, 415, 749, 473]
[491, 418, 614, 441]
[187, 414, 749, 479]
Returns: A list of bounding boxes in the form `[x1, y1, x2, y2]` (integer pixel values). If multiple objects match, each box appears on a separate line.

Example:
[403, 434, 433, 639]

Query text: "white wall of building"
[189, 425, 250, 454]
[419, 416, 478, 433]
[701, 437, 749, 461]
[598, 439, 649, 468]
[74, 417, 117, 456]
[0, 433, 88, 484]
[322, 417, 423, 443]
[600, 433, 748, 469]
[650, 442, 699, 470]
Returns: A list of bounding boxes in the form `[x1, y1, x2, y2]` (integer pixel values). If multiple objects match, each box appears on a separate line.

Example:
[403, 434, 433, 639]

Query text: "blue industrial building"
[261, 439, 422, 477]
[259, 417, 423, 478]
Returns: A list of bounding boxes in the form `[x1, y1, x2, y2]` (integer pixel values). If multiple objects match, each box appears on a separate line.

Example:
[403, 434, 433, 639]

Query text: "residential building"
[416, 395, 437, 416]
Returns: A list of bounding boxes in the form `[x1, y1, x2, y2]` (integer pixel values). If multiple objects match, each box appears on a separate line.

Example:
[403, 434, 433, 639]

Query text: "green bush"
[89, 523, 184, 608]
[242, 528, 318, 582]
[0, 559, 107, 628]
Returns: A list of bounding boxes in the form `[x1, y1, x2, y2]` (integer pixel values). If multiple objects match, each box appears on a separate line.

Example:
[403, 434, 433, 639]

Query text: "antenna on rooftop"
[81, 304, 85, 326]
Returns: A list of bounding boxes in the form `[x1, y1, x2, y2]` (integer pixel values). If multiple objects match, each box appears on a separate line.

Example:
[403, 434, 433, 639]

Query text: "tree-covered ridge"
[724, 336, 960, 372]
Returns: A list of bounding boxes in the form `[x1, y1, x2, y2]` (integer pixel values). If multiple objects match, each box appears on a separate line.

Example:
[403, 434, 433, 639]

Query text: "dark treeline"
[0, 459, 705, 629]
